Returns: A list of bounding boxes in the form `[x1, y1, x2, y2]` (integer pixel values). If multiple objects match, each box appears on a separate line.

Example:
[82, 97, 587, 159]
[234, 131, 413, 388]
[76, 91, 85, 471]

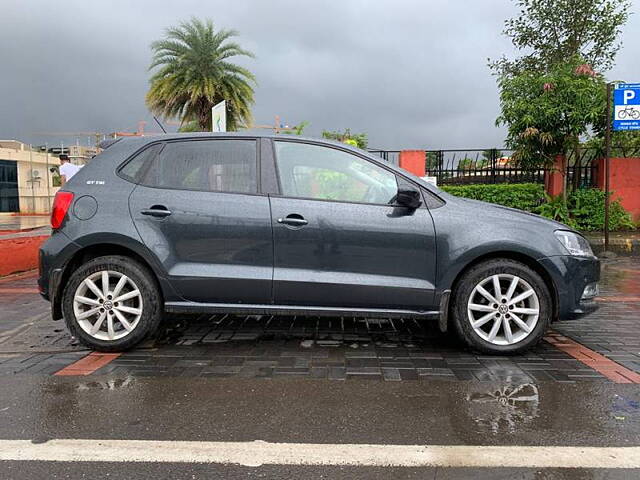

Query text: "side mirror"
[395, 186, 422, 209]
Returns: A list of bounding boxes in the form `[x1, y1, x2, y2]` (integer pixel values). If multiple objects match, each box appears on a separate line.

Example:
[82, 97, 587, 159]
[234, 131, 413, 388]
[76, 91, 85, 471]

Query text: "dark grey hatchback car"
[39, 133, 599, 354]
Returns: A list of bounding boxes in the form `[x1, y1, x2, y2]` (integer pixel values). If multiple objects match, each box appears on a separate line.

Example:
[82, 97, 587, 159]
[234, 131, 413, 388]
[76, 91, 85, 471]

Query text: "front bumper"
[539, 255, 600, 320]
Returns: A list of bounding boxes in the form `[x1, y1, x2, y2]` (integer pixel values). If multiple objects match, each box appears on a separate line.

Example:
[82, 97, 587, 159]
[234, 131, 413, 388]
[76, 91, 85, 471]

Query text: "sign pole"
[604, 83, 612, 252]
[211, 100, 227, 133]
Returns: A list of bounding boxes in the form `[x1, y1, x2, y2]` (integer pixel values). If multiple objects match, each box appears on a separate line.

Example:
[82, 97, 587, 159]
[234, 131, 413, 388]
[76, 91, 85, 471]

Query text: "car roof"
[113, 132, 353, 149]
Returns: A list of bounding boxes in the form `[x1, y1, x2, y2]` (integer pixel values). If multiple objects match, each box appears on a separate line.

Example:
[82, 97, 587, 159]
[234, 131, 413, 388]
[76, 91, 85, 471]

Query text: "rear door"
[269, 140, 437, 310]
[128, 138, 273, 304]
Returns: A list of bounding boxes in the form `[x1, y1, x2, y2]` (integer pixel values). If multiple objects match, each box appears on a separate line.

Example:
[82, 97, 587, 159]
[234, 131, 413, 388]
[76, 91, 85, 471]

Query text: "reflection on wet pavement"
[466, 384, 539, 433]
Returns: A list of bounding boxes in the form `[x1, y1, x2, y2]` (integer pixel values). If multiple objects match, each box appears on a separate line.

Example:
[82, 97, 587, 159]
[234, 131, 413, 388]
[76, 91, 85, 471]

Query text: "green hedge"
[440, 183, 635, 231]
[440, 183, 545, 212]
[568, 188, 635, 231]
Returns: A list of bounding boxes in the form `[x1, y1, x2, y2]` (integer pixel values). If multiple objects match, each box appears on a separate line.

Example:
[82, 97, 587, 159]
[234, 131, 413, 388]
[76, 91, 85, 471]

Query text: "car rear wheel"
[451, 259, 552, 354]
[62, 255, 162, 352]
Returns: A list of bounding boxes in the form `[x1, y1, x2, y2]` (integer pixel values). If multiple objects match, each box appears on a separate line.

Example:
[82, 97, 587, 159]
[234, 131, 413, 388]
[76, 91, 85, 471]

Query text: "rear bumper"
[38, 231, 81, 319]
[539, 255, 600, 320]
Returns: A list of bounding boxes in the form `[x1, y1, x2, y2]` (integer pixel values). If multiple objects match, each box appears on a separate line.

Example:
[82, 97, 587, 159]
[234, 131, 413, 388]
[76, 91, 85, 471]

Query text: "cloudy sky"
[1, 0, 638, 150]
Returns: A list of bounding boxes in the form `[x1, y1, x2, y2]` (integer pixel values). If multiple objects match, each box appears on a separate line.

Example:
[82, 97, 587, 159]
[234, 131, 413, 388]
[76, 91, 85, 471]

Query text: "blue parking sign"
[613, 83, 640, 131]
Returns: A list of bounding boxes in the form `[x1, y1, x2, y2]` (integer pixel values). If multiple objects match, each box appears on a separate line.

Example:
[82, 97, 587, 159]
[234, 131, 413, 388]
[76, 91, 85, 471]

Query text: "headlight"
[554, 230, 594, 257]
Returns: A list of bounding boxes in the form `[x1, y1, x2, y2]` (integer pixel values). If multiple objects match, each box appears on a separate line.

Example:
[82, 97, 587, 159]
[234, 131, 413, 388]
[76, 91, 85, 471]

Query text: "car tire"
[62, 255, 162, 352]
[451, 259, 552, 355]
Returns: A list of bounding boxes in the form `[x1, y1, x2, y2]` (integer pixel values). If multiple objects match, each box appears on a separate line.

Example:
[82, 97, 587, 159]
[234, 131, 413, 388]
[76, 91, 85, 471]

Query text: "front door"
[129, 138, 273, 304]
[270, 140, 437, 310]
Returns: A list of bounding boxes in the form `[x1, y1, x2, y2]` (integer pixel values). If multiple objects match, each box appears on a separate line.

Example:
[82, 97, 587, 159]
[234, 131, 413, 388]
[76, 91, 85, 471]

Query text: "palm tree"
[146, 18, 255, 131]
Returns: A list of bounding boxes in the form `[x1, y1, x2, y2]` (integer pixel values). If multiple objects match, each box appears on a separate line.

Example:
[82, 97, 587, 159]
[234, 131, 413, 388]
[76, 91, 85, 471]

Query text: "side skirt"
[164, 302, 440, 320]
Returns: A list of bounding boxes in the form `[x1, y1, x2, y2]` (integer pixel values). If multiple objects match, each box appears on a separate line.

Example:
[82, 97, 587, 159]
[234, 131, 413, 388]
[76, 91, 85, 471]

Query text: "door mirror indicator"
[395, 187, 422, 209]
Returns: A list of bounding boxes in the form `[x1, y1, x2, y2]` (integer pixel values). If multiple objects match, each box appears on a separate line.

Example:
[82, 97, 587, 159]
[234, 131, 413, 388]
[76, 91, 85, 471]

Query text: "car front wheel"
[62, 255, 162, 352]
[451, 259, 552, 354]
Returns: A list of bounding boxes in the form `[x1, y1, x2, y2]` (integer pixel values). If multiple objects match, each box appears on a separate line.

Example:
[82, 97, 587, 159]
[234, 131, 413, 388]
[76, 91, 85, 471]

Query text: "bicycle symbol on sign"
[618, 106, 640, 120]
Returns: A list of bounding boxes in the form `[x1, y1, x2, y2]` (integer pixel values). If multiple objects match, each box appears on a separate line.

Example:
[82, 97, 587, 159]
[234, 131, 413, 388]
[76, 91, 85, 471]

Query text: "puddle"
[74, 376, 135, 391]
[465, 384, 540, 433]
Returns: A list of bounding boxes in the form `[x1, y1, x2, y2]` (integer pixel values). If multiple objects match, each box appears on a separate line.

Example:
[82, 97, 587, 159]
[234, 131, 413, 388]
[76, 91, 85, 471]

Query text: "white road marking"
[0, 440, 639, 468]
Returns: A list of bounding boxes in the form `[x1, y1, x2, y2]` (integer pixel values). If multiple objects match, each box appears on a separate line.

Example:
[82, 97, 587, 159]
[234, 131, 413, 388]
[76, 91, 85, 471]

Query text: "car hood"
[443, 195, 572, 232]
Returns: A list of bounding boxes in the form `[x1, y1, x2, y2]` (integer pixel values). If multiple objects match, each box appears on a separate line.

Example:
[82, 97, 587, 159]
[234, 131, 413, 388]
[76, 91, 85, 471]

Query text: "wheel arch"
[52, 241, 171, 320]
[446, 250, 559, 323]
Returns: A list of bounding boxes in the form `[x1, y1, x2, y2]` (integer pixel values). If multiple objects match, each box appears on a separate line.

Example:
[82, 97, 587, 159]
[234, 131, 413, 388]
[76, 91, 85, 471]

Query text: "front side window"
[140, 139, 257, 193]
[274, 142, 397, 204]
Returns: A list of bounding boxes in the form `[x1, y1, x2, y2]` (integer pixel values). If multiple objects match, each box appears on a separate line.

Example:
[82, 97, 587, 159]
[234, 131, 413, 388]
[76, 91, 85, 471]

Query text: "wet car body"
[38, 133, 599, 353]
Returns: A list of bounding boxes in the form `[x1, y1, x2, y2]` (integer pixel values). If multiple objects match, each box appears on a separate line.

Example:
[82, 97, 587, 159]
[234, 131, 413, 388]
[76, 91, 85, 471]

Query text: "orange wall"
[399, 150, 426, 177]
[0, 235, 48, 276]
[596, 157, 640, 222]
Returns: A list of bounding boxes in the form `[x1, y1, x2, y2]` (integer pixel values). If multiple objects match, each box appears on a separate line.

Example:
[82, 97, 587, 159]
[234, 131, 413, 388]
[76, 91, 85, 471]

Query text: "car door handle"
[277, 215, 308, 227]
[141, 206, 172, 218]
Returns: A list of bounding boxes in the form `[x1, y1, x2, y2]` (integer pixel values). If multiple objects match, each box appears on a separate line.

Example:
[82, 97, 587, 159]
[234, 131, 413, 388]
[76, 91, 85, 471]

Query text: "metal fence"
[368, 147, 604, 189]
[367, 149, 400, 166]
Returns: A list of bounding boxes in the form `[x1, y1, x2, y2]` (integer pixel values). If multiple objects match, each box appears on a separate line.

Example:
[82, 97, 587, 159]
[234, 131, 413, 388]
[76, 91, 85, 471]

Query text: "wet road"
[1, 375, 640, 478]
[2, 376, 640, 445]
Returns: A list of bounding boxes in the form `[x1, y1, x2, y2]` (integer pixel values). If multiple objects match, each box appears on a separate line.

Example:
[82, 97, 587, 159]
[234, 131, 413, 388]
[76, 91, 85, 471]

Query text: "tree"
[146, 18, 256, 131]
[496, 57, 606, 169]
[321, 128, 368, 149]
[426, 151, 440, 171]
[280, 121, 309, 135]
[490, 0, 630, 76]
[583, 130, 640, 158]
[482, 148, 504, 163]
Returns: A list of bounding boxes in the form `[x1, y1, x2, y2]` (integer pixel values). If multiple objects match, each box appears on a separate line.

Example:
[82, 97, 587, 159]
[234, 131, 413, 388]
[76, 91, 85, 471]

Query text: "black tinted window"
[422, 188, 445, 209]
[119, 144, 162, 183]
[141, 140, 257, 193]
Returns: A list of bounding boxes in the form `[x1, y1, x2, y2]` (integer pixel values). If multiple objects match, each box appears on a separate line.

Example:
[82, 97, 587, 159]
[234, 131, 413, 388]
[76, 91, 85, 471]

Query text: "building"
[37, 144, 98, 165]
[0, 140, 61, 214]
[67, 144, 99, 164]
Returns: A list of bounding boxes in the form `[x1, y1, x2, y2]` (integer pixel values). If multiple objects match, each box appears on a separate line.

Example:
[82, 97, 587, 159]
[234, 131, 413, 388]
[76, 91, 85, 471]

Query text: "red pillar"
[399, 150, 426, 177]
[544, 154, 566, 197]
[596, 157, 640, 222]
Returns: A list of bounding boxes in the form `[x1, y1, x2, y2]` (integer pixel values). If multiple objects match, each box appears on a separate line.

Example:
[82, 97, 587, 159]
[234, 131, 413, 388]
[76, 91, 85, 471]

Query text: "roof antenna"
[153, 116, 167, 133]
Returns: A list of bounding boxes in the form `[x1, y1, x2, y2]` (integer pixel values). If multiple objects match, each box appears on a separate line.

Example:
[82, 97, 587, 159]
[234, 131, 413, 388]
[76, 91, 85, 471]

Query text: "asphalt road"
[1, 257, 639, 477]
[1, 375, 639, 478]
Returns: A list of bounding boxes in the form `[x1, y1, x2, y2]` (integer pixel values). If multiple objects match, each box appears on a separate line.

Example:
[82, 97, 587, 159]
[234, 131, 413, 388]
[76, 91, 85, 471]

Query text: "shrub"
[440, 183, 635, 232]
[536, 194, 576, 228]
[568, 188, 635, 231]
[440, 183, 544, 212]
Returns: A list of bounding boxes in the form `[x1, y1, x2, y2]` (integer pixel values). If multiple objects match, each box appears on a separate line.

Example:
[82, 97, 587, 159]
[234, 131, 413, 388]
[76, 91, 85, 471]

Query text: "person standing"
[58, 154, 80, 185]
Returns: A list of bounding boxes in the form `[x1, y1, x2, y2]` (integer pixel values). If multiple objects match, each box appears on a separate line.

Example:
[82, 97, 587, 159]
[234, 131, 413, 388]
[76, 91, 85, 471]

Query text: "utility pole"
[604, 83, 612, 253]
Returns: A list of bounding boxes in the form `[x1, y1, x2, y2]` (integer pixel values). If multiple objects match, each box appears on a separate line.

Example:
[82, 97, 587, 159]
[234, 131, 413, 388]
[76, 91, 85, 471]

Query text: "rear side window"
[141, 139, 257, 194]
[119, 144, 163, 183]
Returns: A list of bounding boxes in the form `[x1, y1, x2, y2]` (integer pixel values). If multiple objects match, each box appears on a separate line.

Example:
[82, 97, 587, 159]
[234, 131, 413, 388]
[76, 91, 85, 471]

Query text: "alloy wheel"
[467, 274, 540, 346]
[73, 270, 143, 341]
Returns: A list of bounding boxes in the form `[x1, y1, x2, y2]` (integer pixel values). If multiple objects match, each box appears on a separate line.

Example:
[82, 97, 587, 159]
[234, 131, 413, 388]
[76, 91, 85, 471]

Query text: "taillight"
[51, 191, 74, 229]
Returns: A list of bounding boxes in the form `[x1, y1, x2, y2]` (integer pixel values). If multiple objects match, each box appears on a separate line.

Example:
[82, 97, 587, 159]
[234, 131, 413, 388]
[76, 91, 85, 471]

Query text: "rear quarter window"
[119, 144, 163, 183]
